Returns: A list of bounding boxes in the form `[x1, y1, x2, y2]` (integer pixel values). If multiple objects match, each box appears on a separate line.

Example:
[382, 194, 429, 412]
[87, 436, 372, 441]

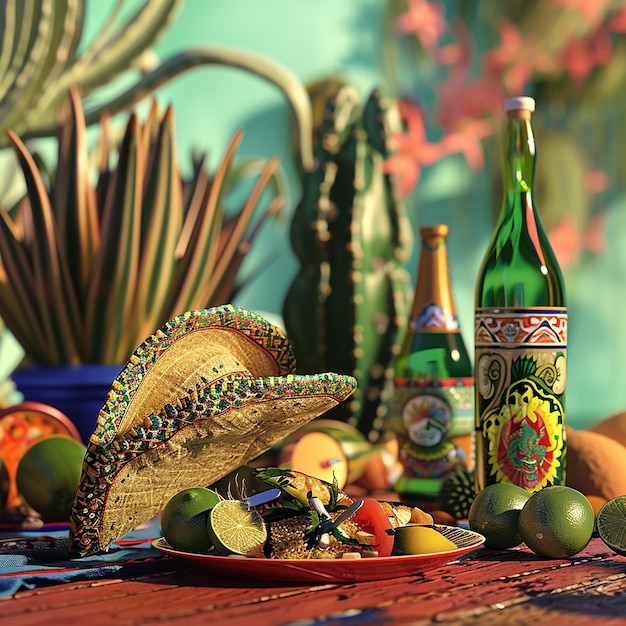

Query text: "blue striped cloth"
[0, 517, 179, 597]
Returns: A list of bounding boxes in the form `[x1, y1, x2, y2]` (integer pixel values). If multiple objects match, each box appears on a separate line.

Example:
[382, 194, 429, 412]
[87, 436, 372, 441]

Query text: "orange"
[468, 483, 530, 549]
[518, 485, 594, 558]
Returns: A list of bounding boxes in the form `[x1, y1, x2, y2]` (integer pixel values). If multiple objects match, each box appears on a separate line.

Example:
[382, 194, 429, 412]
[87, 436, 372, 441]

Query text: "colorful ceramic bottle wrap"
[474, 307, 567, 493]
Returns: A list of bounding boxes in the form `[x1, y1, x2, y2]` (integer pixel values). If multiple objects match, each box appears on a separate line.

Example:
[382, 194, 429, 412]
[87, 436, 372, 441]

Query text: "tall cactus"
[283, 81, 414, 442]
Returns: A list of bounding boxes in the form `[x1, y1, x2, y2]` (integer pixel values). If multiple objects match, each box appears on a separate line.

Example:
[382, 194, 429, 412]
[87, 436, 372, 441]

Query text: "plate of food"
[152, 467, 485, 584]
[152, 524, 485, 584]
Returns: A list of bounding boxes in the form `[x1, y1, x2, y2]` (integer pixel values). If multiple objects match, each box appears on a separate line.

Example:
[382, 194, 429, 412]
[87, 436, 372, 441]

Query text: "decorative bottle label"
[394, 376, 474, 492]
[394, 296, 474, 501]
[475, 307, 567, 492]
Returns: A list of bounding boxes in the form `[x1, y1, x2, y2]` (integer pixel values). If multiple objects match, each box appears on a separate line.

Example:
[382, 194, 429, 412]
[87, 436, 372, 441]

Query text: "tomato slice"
[351, 497, 394, 557]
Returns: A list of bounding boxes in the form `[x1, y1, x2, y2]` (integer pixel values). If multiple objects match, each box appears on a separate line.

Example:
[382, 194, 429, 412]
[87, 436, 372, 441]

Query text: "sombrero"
[69, 305, 356, 556]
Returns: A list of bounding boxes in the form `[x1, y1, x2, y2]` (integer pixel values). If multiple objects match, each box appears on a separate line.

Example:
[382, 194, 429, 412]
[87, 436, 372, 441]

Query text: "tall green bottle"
[474, 96, 567, 494]
[393, 224, 474, 504]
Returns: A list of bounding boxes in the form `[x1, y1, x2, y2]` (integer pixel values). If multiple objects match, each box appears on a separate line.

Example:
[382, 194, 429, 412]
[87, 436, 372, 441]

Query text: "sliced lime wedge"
[597, 495, 626, 556]
[207, 499, 267, 557]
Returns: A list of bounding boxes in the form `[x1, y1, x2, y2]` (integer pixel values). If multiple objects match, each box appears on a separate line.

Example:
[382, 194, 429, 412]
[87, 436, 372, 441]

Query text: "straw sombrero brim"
[69, 306, 356, 556]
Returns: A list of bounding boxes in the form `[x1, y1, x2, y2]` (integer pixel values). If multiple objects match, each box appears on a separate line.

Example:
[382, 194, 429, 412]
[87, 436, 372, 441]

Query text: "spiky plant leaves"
[20, 0, 182, 139]
[0, 89, 282, 365]
[163, 131, 240, 317]
[200, 156, 281, 306]
[84, 113, 143, 364]
[53, 88, 100, 296]
[5, 129, 81, 364]
[130, 105, 182, 352]
[0, 209, 50, 362]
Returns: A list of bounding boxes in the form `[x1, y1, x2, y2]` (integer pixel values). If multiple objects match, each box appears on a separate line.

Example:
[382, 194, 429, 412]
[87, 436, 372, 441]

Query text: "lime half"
[597, 496, 626, 556]
[207, 499, 267, 557]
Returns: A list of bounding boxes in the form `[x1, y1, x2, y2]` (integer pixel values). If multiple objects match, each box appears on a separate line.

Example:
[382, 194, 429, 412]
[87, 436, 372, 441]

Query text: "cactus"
[0, 0, 314, 171]
[283, 81, 414, 442]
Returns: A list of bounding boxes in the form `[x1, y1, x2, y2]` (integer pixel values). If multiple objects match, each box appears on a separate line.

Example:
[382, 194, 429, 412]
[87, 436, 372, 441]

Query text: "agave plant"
[0, 89, 281, 365]
[0, 0, 313, 169]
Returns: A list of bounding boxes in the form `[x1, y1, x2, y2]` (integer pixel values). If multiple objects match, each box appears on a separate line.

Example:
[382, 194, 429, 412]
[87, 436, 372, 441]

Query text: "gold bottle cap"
[420, 224, 449, 238]
[504, 96, 535, 112]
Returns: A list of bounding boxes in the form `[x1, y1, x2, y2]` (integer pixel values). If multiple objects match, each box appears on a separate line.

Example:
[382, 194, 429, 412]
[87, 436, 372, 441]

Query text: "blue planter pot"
[12, 364, 122, 444]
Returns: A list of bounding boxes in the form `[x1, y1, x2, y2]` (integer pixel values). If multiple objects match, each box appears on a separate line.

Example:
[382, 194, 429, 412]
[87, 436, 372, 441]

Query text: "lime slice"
[207, 499, 267, 557]
[597, 496, 626, 556]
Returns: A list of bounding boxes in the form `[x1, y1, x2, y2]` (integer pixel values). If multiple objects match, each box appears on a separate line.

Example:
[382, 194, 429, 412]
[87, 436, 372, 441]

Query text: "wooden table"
[2, 536, 624, 625]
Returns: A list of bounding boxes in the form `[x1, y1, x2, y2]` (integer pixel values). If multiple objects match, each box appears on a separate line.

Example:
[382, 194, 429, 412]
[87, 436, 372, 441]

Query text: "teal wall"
[77, 1, 626, 430]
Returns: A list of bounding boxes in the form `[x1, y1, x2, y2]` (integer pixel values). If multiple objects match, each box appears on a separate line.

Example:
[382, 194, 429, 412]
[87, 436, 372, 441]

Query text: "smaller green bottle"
[393, 224, 474, 504]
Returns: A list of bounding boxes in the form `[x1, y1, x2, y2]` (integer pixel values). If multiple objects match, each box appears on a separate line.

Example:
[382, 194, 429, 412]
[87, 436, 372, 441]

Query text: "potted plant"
[0, 89, 287, 442]
[0, 1, 318, 442]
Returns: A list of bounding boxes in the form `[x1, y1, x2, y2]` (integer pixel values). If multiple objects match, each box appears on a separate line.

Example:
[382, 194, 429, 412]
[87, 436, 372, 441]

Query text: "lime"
[468, 483, 530, 549]
[16, 435, 86, 522]
[392, 525, 457, 555]
[161, 487, 222, 553]
[596, 495, 626, 556]
[518, 485, 595, 558]
[207, 499, 267, 557]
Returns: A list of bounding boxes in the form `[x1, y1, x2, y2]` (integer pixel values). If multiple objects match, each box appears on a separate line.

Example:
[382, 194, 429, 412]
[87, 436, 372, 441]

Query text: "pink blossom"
[608, 5, 626, 32]
[547, 213, 608, 269]
[384, 99, 450, 197]
[559, 26, 614, 85]
[483, 20, 558, 94]
[585, 169, 609, 194]
[395, 0, 447, 51]
[436, 72, 504, 133]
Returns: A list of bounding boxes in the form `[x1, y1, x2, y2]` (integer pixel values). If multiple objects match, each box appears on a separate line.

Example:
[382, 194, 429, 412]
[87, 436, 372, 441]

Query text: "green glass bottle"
[474, 96, 567, 494]
[393, 224, 474, 504]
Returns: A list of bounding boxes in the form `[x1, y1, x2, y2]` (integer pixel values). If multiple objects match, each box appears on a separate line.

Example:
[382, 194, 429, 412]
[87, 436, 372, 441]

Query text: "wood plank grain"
[2, 539, 625, 626]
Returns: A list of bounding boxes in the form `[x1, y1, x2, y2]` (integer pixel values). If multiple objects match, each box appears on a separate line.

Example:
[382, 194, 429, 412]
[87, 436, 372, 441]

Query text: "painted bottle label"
[393, 377, 474, 499]
[474, 307, 567, 493]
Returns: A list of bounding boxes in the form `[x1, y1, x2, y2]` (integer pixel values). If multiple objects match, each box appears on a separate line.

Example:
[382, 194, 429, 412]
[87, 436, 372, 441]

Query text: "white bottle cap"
[504, 96, 535, 112]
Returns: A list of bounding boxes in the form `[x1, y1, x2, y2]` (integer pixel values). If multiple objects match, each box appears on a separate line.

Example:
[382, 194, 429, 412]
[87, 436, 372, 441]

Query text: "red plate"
[152, 525, 485, 584]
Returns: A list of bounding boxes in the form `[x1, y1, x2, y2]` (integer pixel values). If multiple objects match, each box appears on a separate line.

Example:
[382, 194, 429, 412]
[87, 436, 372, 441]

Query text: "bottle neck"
[410, 227, 459, 332]
[498, 109, 546, 267]
[502, 110, 535, 195]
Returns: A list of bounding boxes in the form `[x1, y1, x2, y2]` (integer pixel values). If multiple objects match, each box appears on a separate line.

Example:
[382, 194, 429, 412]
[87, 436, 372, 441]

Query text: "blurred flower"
[395, 0, 447, 51]
[484, 20, 557, 94]
[385, 98, 494, 198]
[548, 213, 608, 269]
[558, 27, 614, 85]
[384, 99, 449, 197]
